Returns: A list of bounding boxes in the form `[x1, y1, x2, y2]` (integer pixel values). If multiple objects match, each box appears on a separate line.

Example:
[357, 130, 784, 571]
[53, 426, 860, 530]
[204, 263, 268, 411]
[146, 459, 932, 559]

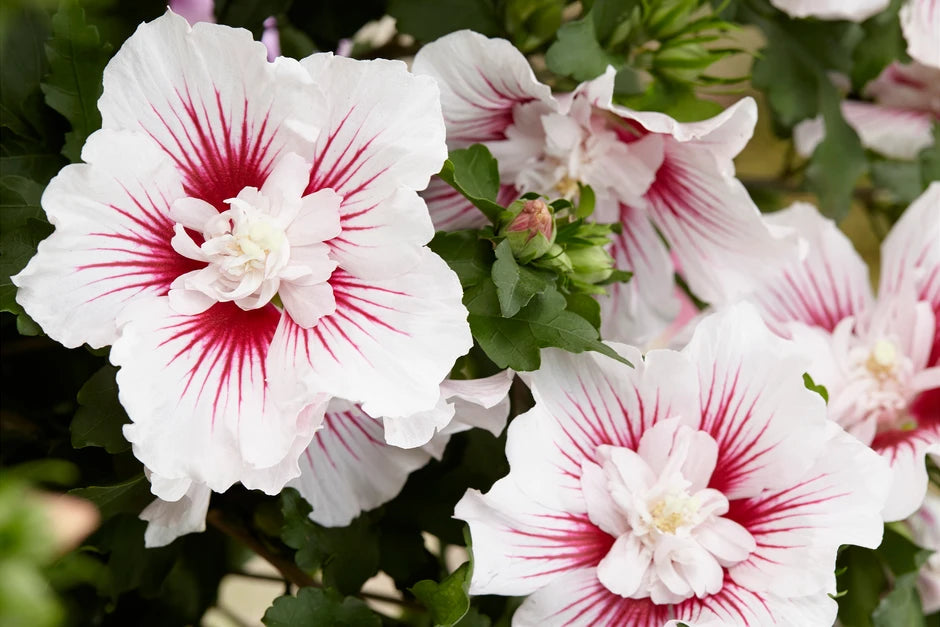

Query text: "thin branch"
[206, 509, 424, 611]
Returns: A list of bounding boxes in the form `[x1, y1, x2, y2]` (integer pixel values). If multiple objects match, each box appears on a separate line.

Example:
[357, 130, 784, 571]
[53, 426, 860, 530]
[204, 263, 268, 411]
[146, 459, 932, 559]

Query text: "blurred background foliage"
[1, 0, 937, 625]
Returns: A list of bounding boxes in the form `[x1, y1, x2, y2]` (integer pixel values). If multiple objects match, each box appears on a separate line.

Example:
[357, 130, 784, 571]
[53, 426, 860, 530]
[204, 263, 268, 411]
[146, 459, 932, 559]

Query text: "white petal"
[114, 299, 326, 496]
[141, 481, 212, 548]
[596, 533, 651, 598]
[421, 176, 489, 231]
[749, 201, 873, 335]
[269, 247, 471, 420]
[289, 400, 434, 527]
[769, 0, 889, 20]
[580, 459, 633, 537]
[300, 54, 446, 278]
[382, 395, 455, 449]
[729, 421, 890, 594]
[507, 345, 700, 512]
[901, 0, 940, 69]
[100, 11, 320, 212]
[880, 182, 940, 366]
[599, 202, 681, 346]
[12, 130, 190, 349]
[643, 142, 792, 305]
[682, 305, 831, 499]
[286, 189, 342, 245]
[439, 370, 515, 436]
[411, 30, 557, 148]
[873, 405, 940, 521]
[455, 484, 613, 596]
[170, 196, 217, 230]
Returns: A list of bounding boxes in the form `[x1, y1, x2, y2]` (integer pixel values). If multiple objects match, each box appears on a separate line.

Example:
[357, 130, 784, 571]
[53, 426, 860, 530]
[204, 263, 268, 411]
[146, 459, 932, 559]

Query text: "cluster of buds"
[497, 196, 618, 293]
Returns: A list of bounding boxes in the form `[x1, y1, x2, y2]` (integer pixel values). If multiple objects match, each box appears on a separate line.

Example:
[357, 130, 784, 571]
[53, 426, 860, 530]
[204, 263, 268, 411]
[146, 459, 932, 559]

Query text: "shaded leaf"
[70, 474, 152, 520]
[872, 573, 925, 627]
[412, 562, 472, 627]
[545, 14, 619, 82]
[263, 587, 380, 627]
[430, 230, 495, 289]
[439, 145, 505, 223]
[71, 365, 131, 453]
[41, 1, 112, 162]
[492, 240, 552, 317]
[390, 0, 503, 42]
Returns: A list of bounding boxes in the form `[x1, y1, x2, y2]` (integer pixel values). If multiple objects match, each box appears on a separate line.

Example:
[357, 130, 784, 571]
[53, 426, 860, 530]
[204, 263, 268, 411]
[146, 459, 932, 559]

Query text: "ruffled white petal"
[682, 305, 831, 499]
[411, 29, 558, 148]
[141, 480, 212, 548]
[643, 143, 792, 305]
[599, 202, 681, 345]
[749, 202, 873, 335]
[114, 299, 326, 497]
[12, 130, 191, 348]
[769, 0, 890, 20]
[100, 11, 319, 212]
[439, 370, 514, 436]
[269, 247, 471, 420]
[793, 102, 935, 160]
[300, 54, 446, 278]
[728, 421, 889, 594]
[289, 400, 435, 527]
[880, 182, 940, 365]
[509, 345, 699, 512]
[901, 0, 940, 69]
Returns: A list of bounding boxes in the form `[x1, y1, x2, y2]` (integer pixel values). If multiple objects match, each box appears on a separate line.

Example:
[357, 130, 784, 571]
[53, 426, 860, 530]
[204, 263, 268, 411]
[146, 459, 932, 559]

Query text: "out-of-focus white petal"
[141, 480, 212, 548]
[269, 248, 471, 420]
[644, 143, 792, 305]
[769, 0, 890, 20]
[907, 490, 940, 613]
[901, 0, 940, 69]
[12, 130, 192, 349]
[750, 202, 873, 336]
[794, 102, 935, 160]
[880, 182, 940, 365]
[411, 29, 557, 148]
[600, 202, 680, 346]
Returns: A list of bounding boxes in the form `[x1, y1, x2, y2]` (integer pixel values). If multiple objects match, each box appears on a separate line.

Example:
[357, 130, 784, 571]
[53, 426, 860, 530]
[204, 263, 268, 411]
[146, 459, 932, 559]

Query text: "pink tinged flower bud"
[504, 198, 555, 263]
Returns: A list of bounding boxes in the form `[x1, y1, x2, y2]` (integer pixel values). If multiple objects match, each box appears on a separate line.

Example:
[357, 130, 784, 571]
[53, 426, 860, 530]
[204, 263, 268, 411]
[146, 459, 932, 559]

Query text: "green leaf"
[802, 372, 829, 403]
[0, 176, 52, 325]
[545, 15, 619, 82]
[41, 1, 112, 163]
[263, 587, 380, 627]
[576, 184, 596, 218]
[564, 292, 601, 330]
[71, 365, 131, 453]
[412, 562, 473, 627]
[279, 488, 380, 595]
[872, 573, 925, 627]
[806, 80, 867, 222]
[870, 158, 925, 207]
[836, 545, 886, 627]
[438, 145, 505, 223]
[492, 240, 552, 317]
[390, 0, 503, 42]
[851, 0, 905, 90]
[877, 525, 934, 576]
[70, 474, 152, 520]
[214, 0, 293, 37]
[430, 230, 495, 289]
[466, 281, 630, 371]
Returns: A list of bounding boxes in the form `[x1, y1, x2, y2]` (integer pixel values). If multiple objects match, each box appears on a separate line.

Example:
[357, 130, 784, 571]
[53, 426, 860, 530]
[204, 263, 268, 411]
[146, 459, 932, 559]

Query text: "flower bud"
[501, 198, 556, 263]
[567, 244, 614, 284]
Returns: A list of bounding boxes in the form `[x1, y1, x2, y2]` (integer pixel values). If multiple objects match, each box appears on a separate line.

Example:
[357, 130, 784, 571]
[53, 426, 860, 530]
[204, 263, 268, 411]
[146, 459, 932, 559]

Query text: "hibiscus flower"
[13, 12, 471, 500]
[741, 183, 940, 520]
[456, 305, 888, 626]
[412, 30, 789, 346]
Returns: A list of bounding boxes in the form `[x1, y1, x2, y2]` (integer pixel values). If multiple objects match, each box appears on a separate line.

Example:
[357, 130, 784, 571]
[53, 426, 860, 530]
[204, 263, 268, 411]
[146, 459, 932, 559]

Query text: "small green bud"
[501, 198, 556, 263]
[533, 242, 573, 273]
[567, 245, 614, 284]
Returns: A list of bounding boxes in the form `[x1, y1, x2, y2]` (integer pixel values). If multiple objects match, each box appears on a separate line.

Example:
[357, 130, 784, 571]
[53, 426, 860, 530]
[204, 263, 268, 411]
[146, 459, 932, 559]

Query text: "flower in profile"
[740, 183, 940, 520]
[13, 12, 471, 501]
[794, 62, 940, 162]
[412, 30, 790, 346]
[456, 306, 888, 626]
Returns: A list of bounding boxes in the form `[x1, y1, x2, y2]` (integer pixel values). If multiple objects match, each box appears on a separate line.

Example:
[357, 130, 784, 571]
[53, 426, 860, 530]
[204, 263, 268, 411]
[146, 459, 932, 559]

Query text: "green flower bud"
[567, 245, 614, 284]
[501, 198, 556, 263]
[533, 242, 573, 274]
